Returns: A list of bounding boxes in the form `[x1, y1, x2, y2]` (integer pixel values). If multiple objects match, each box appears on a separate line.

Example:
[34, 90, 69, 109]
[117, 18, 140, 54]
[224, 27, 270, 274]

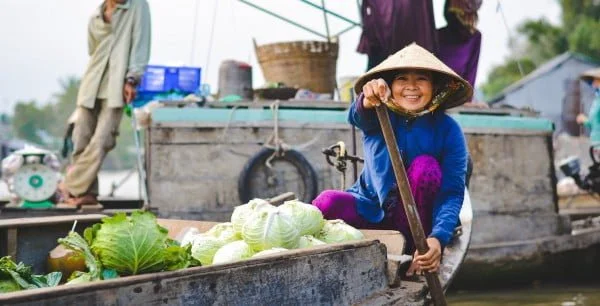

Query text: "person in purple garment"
[313, 44, 472, 276]
[357, 0, 437, 69]
[437, 0, 487, 108]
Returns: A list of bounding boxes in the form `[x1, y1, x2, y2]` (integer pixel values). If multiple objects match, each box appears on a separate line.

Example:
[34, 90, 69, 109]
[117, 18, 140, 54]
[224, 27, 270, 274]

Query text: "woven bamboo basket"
[255, 40, 339, 95]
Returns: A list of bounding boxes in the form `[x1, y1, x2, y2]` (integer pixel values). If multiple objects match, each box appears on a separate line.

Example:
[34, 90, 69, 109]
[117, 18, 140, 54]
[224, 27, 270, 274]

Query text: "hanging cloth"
[357, 0, 437, 69]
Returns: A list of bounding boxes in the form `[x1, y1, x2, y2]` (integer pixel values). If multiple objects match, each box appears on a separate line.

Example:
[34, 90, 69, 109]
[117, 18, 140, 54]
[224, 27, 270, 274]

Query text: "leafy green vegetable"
[231, 199, 274, 234]
[58, 231, 102, 281]
[101, 269, 119, 280]
[90, 211, 169, 275]
[190, 235, 225, 266]
[317, 220, 365, 243]
[212, 240, 254, 264]
[0, 279, 20, 293]
[298, 235, 327, 248]
[204, 222, 241, 243]
[0, 256, 62, 291]
[242, 208, 300, 252]
[164, 243, 194, 271]
[59, 211, 195, 280]
[29, 272, 62, 288]
[66, 271, 95, 285]
[252, 248, 288, 258]
[279, 200, 325, 236]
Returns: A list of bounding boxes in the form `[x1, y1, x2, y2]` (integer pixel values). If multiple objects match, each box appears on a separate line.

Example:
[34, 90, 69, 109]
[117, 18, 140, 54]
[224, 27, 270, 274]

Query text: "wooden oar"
[374, 104, 447, 306]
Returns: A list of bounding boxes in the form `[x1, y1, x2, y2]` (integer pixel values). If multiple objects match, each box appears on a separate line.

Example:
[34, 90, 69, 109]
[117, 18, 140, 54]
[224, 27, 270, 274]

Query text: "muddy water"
[448, 283, 600, 305]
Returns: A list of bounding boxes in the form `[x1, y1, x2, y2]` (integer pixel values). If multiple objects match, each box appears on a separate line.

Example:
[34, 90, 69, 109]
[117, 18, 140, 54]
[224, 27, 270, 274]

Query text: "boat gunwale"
[0, 236, 383, 303]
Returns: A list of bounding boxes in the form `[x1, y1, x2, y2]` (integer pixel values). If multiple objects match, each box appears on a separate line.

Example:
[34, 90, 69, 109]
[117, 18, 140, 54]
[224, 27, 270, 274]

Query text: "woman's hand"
[362, 78, 390, 109]
[406, 237, 442, 276]
[577, 113, 588, 125]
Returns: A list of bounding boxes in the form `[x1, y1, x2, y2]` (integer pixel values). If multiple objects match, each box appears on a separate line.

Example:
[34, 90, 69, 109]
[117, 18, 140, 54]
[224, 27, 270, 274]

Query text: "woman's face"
[390, 70, 434, 112]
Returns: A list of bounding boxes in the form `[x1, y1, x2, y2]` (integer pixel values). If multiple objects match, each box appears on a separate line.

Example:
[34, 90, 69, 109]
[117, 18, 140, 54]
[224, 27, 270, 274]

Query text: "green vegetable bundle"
[0, 256, 61, 293]
[59, 211, 194, 280]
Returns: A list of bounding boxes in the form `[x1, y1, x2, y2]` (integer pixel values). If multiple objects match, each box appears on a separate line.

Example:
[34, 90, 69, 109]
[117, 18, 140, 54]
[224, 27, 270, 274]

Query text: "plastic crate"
[138, 65, 202, 94]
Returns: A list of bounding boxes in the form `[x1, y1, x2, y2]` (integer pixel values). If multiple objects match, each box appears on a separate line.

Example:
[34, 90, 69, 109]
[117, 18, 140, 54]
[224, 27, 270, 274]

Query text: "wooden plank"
[361, 229, 405, 256]
[158, 219, 220, 239]
[0, 214, 106, 229]
[462, 127, 553, 136]
[447, 106, 539, 117]
[385, 254, 413, 288]
[0, 240, 389, 306]
[205, 100, 350, 110]
[152, 120, 351, 130]
[6, 228, 17, 260]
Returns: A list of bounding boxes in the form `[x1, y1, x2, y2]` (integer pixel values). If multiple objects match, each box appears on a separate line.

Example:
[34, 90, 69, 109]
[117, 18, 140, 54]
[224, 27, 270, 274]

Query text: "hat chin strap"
[383, 79, 465, 117]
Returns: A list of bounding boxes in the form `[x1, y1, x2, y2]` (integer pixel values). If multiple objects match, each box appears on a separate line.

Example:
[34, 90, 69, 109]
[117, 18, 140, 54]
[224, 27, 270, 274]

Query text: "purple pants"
[313, 155, 442, 253]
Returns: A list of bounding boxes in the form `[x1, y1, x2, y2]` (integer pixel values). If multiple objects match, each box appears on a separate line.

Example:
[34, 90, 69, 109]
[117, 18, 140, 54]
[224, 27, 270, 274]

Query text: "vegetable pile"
[0, 256, 61, 293]
[185, 199, 364, 265]
[1, 198, 364, 292]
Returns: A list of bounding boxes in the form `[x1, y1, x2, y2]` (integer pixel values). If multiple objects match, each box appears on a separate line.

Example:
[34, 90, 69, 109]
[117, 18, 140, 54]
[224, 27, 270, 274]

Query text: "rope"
[204, 0, 220, 80]
[336, 141, 347, 190]
[215, 103, 320, 158]
[496, 0, 524, 77]
[189, 0, 201, 65]
[264, 101, 291, 153]
[265, 100, 289, 170]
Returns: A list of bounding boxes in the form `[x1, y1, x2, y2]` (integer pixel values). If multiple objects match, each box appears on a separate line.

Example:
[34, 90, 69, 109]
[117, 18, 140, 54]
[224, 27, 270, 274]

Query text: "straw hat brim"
[581, 68, 600, 83]
[354, 43, 473, 110]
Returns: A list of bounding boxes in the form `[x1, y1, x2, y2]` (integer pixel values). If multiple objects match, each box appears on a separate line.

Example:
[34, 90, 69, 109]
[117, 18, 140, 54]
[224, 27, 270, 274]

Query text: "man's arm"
[127, 0, 152, 83]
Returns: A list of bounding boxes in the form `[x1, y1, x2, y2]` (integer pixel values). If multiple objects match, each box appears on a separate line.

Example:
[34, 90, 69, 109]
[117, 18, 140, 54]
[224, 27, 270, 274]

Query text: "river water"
[448, 283, 600, 305]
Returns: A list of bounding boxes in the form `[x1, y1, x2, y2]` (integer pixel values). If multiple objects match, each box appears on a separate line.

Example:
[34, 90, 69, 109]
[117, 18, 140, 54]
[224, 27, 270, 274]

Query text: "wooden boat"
[144, 101, 600, 287]
[0, 191, 472, 305]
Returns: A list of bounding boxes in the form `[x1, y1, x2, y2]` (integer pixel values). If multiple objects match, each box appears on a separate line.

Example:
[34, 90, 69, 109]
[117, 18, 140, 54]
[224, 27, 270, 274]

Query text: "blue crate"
[138, 65, 201, 94]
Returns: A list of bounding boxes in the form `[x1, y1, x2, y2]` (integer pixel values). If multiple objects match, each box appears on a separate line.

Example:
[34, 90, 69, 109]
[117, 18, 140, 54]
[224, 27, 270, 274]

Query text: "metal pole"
[130, 110, 150, 210]
[334, 24, 359, 37]
[238, 0, 327, 39]
[189, 0, 200, 65]
[374, 105, 447, 306]
[321, 0, 331, 41]
[297, 0, 361, 26]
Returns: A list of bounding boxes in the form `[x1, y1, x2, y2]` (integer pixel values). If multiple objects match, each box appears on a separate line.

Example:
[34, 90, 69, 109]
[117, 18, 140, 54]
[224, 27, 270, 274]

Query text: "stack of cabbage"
[185, 199, 365, 265]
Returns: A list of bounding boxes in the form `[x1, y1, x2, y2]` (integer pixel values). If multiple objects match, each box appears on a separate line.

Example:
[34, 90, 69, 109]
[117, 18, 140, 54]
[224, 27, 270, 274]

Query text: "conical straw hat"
[354, 43, 473, 110]
[581, 68, 600, 84]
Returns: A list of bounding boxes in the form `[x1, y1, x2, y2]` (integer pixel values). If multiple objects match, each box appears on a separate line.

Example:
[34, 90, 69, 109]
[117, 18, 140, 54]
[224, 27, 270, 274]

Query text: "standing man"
[62, 0, 151, 206]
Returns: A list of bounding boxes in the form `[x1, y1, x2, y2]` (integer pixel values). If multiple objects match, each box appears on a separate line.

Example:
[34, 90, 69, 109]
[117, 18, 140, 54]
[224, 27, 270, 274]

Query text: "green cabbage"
[178, 227, 201, 247]
[88, 211, 182, 275]
[279, 200, 325, 236]
[242, 208, 300, 251]
[190, 235, 226, 266]
[231, 199, 274, 234]
[204, 222, 240, 243]
[317, 220, 365, 243]
[212, 240, 254, 264]
[298, 235, 327, 248]
[252, 248, 288, 258]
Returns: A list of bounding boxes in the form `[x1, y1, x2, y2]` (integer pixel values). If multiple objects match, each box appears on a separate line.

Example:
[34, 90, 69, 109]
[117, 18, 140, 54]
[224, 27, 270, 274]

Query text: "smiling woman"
[312, 42, 473, 277]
